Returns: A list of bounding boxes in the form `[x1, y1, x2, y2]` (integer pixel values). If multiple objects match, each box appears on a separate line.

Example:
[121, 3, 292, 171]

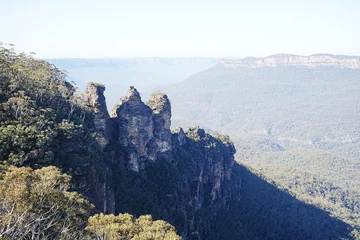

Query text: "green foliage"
[0, 44, 108, 189]
[0, 166, 95, 239]
[167, 61, 360, 200]
[86, 213, 181, 240]
[0, 45, 182, 239]
[2, 45, 357, 239]
[245, 163, 360, 234]
[209, 164, 356, 240]
[0, 164, 182, 240]
[114, 158, 188, 234]
[210, 132, 234, 147]
[0, 44, 72, 165]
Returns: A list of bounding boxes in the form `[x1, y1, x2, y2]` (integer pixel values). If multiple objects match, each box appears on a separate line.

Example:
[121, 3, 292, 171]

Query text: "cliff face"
[147, 91, 172, 153]
[83, 82, 111, 148]
[220, 54, 360, 69]
[110, 87, 173, 171]
[110, 87, 156, 171]
[165, 127, 241, 239]
[82, 83, 115, 214]
[83, 84, 241, 239]
[175, 127, 241, 207]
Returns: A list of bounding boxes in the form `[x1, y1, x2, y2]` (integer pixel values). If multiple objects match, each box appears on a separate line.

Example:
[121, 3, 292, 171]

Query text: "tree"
[0, 166, 94, 239]
[86, 213, 182, 240]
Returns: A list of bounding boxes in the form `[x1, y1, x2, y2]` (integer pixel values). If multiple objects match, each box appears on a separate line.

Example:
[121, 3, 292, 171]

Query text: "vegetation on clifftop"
[0, 45, 181, 239]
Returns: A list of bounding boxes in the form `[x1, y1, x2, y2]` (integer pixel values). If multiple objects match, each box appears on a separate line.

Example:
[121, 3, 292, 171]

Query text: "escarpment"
[109, 87, 173, 171]
[220, 54, 360, 69]
[83, 83, 242, 239]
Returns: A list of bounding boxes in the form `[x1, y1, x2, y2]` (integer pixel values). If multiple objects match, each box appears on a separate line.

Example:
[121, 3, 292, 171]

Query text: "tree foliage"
[0, 166, 94, 239]
[0, 44, 107, 192]
[86, 213, 181, 240]
[0, 43, 81, 167]
[0, 45, 182, 239]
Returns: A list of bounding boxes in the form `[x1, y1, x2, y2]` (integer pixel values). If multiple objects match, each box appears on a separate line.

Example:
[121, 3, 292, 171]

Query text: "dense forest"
[1, 44, 359, 239]
[0, 44, 181, 239]
[164, 59, 360, 238]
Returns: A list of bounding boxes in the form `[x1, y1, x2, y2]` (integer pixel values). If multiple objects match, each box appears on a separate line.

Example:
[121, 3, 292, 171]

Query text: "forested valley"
[1, 44, 359, 239]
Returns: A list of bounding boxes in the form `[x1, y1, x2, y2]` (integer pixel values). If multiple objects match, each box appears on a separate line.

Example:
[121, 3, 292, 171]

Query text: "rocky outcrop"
[173, 127, 186, 146]
[84, 84, 241, 239]
[147, 91, 172, 153]
[114, 124, 241, 239]
[183, 127, 238, 205]
[82, 82, 116, 214]
[220, 54, 360, 69]
[110, 87, 174, 171]
[83, 82, 111, 147]
[111, 86, 156, 171]
[165, 127, 241, 238]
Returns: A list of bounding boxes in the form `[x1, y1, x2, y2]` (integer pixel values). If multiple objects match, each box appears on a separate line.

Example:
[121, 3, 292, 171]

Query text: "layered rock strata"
[220, 54, 360, 69]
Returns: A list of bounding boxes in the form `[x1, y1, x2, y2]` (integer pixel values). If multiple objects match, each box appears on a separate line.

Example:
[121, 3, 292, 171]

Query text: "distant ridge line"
[220, 54, 360, 69]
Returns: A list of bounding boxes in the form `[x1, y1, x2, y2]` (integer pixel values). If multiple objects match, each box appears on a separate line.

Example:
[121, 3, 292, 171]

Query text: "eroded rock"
[111, 87, 156, 171]
[147, 91, 172, 153]
[83, 82, 110, 147]
[85, 84, 242, 239]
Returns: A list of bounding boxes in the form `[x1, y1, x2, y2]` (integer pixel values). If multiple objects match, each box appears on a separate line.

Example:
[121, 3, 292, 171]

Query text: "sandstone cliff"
[82, 84, 242, 239]
[110, 86, 156, 171]
[220, 53, 360, 69]
[110, 87, 173, 171]
[82, 82, 115, 214]
[147, 91, 172, 153]
[83, 82, 111, 148]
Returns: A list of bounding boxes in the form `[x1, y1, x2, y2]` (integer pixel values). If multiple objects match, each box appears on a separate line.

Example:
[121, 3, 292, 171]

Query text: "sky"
[1, 0, 360, 58]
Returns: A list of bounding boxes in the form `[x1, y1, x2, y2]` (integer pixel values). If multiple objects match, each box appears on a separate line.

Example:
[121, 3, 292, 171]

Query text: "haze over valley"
[48, 58, 219, 109]
[53, 53, 360, 235]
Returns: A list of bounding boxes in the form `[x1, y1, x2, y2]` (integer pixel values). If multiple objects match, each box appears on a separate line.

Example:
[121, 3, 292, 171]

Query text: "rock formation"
[173, 127, 186, 146]
[147, 91, 172, 153]
[78, 83, 116, 214]
[183, 127, 239, 204]
[83, 84, 242, 239]
[111, 86, 156, 171]
[83, 82, 111, 147]
[108, 87, 175, 171]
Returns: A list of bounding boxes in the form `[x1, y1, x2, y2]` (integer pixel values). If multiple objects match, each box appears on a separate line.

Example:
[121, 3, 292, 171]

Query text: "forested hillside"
[166, 56, 360, 188]
[0, 44, 181, 239]
[0, 45, 242, 239]
[165, 55, 360, 238]
[1, 45, 359, 239]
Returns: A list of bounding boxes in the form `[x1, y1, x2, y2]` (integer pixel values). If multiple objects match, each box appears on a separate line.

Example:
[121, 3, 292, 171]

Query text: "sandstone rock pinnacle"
[147, 91, 172, 152]
[83, 82, 110, 147]
[111, 87, 155, 171]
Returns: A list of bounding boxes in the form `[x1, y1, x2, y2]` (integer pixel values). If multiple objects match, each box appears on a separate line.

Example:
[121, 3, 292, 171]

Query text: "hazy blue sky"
[1, 0, 359, 58]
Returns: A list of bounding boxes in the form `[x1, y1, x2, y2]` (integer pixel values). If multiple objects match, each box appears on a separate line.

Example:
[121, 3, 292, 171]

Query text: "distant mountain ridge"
[220, 54, 360, 69]
[163, 57, 360, 235]
[165, 58, 360, 191]
[47, 58, 219, 69]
